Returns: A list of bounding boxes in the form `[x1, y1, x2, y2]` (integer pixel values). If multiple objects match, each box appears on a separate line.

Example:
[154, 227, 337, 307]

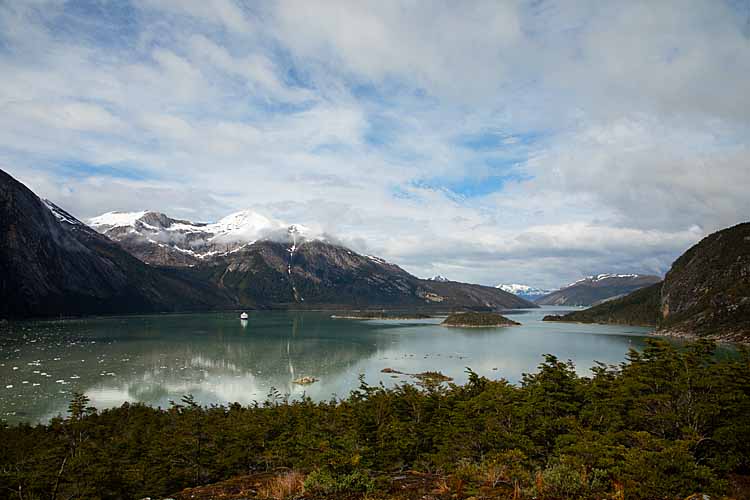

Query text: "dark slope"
[183, 239, 535, 310]
[535, 274, 661, 306]
[543, 282, 663, 327]
[544, 222, 750, 342]
[0, 169, 231, 319]
[659, 222, 750, 340]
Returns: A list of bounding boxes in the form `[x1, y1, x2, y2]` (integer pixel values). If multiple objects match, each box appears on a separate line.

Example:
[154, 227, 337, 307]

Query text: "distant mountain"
[0, 170, 230, 319]
[428, 275, 450, 282]
[544, 222, 750, 343]
[0, 169, 535, 319]
[535, 274, 662, 306]
[496, 283, 553, 301]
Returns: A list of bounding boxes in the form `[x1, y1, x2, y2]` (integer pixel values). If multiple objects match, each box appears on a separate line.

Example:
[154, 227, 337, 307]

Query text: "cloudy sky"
[1, 0, 748, 288]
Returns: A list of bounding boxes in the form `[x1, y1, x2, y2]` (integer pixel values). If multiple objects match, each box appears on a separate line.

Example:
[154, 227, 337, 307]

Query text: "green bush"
[302, 468, 375, 495]
[533, 462, 609, 499]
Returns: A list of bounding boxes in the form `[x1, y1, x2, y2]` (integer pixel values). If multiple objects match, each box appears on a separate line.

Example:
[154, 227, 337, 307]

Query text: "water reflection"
[0, 308, 663, 424]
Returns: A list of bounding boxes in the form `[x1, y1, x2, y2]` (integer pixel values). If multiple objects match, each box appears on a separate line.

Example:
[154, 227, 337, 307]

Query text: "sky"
[1, 0, 749, 289]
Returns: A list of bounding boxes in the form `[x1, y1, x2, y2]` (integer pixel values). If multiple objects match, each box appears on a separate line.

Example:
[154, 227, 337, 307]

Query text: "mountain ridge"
[535, 273, 662, 306]
[496, 283, 553, 301]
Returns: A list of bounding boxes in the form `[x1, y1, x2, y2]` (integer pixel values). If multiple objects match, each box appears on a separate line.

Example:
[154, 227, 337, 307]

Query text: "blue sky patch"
[54, 161, 154, 181]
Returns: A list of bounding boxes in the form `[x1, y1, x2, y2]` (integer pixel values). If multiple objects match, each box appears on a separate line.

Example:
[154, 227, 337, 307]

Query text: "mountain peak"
[428, 275, 450, 282]
[565, 273, 644, 287]
[88, 210, 151, 231]
[495, 283, 552, 300]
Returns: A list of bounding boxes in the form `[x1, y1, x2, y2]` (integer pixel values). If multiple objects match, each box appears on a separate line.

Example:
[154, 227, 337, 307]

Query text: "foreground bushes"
[1, 339, 748, 499]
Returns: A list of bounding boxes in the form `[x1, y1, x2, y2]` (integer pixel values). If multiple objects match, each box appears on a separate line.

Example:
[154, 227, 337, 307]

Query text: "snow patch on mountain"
[428, 275, 450, 282]
[43, 199, 83, 226]
[88, 208, 327, 263]
[89, 211, 149, 230]
[565, 274, 643, 287]
[205, 210, 282, 244]
[366, 255, 387, 264]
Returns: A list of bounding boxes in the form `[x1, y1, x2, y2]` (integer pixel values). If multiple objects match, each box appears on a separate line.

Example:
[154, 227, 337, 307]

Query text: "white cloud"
[0, 0, 748, 289]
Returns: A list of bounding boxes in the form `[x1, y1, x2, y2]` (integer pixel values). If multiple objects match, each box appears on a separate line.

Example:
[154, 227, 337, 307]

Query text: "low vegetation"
[441, 311, 521, 327]
[1, 339, 749, 499]
[543, 283, 663, 326]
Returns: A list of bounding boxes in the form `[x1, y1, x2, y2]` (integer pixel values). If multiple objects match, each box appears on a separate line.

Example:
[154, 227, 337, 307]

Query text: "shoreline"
[441, 323, 520, 328]
[542, 317, 750, 346]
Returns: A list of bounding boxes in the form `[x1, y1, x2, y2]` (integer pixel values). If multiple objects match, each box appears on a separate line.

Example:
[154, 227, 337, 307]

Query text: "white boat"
[240, 312, 248, 320]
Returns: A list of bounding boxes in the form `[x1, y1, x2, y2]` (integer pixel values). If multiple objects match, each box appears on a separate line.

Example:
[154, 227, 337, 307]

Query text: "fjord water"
[0, 307, 653, 424]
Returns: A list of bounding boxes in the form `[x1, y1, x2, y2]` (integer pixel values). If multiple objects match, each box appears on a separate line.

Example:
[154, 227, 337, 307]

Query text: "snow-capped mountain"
[535, 273, 661, 306]
[88, 209, 325, 266]
[428, 275, 450, 282]
[84, 206, 533, 309]
[495, 283, 553, 301]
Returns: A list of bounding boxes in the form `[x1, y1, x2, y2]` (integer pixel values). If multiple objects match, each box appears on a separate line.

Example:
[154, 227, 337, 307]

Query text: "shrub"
[302, 468, 375, 495]
[532, 461, 610, 500]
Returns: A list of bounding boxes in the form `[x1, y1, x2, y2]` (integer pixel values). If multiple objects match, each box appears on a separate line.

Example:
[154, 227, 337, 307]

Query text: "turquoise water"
[0, 307, 655, 424]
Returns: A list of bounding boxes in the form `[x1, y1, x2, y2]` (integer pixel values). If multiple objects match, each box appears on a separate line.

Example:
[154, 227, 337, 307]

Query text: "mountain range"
[3, 168, 748, 342]
[495, 283, 552, 301]
[495, 274, 661, 306]
[533, 274, 662, 306]
[0, 169, 534, 318]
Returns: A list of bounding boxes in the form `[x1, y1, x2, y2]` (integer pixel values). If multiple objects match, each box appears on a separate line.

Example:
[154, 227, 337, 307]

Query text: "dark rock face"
[660, 222, 750, 341]
[535, 274, 662, 306]
[0, 170, 230, 318]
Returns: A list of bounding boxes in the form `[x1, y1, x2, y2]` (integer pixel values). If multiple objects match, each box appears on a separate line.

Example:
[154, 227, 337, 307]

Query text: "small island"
[292, 376, 318, 385]
[542, 314, 565, 321]
[441, 312, 521, 328]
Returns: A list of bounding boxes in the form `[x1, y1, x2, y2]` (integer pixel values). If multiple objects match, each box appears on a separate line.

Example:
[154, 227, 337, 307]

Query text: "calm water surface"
[0, 307, 656, 423]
